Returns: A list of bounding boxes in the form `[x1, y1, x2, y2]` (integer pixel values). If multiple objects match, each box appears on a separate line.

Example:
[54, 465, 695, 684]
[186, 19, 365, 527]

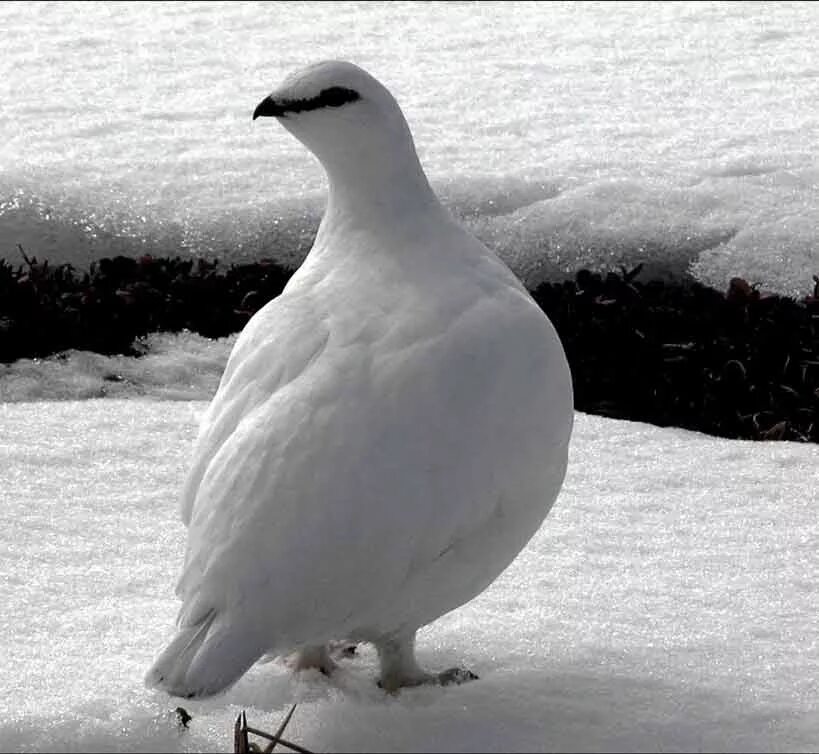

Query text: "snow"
[1, 401, 816, 752]
[1, 2, 818, 295]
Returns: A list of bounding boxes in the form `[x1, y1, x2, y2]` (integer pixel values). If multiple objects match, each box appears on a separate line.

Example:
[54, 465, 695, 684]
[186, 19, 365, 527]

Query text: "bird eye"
[265, 87, 361, 117]
[316, 87, 361, 108]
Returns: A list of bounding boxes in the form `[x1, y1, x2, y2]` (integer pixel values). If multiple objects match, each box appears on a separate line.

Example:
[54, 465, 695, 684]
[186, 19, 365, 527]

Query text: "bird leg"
[292, 644, 337, 676]
[375, 633, 478, 693]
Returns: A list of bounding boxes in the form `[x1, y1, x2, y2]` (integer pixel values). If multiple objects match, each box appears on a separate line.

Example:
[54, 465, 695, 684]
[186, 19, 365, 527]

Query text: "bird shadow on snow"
[301, 665, 801, 753]
[177, 652, 803, 753]
[0, 656, 803, 753]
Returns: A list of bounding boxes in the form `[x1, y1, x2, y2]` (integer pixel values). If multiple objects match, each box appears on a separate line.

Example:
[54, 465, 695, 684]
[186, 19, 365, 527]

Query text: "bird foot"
[291, 645, 337, 676]
[378, 666, 478, 693]
[327, 640, 358, 660]
[436, 667, 479, 686]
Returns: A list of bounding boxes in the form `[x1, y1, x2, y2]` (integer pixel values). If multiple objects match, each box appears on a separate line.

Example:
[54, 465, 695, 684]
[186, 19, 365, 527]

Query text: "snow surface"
[1, 2, 818, 295]
[1, 401, 816, 752]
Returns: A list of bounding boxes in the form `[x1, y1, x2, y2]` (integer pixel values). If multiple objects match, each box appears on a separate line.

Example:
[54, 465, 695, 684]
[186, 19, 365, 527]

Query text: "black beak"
[253, 96, 286, 120]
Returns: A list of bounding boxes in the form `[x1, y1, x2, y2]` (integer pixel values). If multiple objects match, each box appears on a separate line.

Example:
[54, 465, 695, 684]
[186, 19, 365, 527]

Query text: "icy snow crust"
[0, 401, 816, 752]
[1, 2, 818, 296]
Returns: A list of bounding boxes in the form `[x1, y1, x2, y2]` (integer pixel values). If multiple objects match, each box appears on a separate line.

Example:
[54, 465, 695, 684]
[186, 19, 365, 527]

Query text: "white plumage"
[146, 60, 573, 698]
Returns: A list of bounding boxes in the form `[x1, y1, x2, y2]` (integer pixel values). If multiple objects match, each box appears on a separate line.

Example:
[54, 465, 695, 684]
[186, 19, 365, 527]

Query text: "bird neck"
[321, 154, 443, 234]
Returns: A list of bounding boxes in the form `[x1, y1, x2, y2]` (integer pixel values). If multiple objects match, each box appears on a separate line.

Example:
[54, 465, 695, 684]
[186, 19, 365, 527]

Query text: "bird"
[145, 60, 573, 698]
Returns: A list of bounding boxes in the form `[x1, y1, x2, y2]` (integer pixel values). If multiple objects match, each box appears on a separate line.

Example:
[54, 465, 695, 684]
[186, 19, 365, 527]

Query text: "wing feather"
[180, 293, 330, 526]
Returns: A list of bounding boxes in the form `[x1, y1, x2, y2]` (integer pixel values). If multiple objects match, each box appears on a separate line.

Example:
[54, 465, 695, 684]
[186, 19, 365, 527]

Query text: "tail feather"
[145, 609, 263, 699]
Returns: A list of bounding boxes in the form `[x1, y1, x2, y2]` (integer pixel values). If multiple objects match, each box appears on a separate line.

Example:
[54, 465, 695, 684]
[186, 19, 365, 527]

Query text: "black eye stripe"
[279, 86, 361, 114]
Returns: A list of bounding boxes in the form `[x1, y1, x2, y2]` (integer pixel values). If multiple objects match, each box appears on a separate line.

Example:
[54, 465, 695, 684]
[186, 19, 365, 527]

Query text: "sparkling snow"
[1, 401, 816, 752]
[1, 2, 818, 295]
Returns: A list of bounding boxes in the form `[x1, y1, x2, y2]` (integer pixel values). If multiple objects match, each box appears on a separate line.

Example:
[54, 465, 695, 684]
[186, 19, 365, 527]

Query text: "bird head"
[253, 61, 423, 191]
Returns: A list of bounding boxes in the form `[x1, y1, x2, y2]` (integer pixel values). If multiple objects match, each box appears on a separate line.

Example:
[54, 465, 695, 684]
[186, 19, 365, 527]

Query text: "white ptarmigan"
[146, 60, 573, 698]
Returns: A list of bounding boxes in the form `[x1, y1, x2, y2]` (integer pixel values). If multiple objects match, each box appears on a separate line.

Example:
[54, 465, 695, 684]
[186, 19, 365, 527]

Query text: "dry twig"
[234, 705, 312, 754]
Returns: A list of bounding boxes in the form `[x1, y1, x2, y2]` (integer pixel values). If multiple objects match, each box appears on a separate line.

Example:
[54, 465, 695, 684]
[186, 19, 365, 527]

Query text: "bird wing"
[179, 291, 330, 527]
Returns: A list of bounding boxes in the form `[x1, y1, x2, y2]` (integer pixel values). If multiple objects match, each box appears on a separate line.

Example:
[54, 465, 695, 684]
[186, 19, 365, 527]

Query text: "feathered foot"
[375, 633, 478, 693]
[291, 644, 337, 676]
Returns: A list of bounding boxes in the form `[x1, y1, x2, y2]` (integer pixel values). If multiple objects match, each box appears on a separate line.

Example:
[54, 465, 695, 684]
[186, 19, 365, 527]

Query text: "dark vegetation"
[531, 267, 818, 443]
[0, 247, 290, 358]
[1, 246, 817, 443]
